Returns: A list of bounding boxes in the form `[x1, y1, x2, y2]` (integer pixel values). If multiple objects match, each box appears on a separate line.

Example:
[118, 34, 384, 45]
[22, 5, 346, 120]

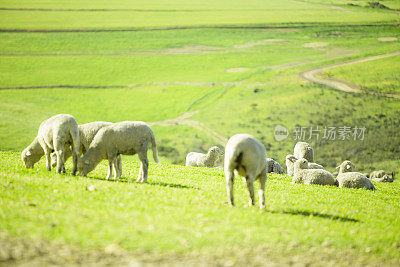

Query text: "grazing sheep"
[369, 170, 394, 183]
[294, 141, 314, 162]
[335, 160, 376, 190]
[293, 158, 335, 186]
[266, 158, 285, 174]
[51, 121, 122, 180]
[286, 154, 324, 177]
[21, 114, 79, 175]
[186, 146, 224, 167]
[224, 134, 267, 209]
[77, 121, 158, 182]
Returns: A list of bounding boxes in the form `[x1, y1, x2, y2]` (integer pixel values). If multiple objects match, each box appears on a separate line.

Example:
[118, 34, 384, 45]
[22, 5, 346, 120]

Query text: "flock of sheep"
[21, 114, 395, 210]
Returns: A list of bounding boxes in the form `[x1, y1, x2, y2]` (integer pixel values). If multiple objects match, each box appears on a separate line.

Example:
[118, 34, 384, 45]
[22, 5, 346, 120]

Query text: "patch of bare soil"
[377, 37, 397, 42]
[234, 39, 286, 49]
[226, 67, 249, 73]
[302, 42, 329, 48]
[323, 5, 348, 12]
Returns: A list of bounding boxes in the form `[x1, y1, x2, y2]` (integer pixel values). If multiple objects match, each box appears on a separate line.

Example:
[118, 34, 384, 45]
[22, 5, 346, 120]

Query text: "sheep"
[285, 154, 297, 177]
[369, 170, 394, 183]
[285, 154, 324, 177]
[335, 160, 376, 190]
[292, 158, 335, 186]
[294, 141, 314, 162]
[266, 158, 285, 174]
[224, 134, 267, 209]
[185, 146, 224, 168]
[77, 121, 158, 182]
[50, 122, 122, 180]
[21, 114, 79, 175]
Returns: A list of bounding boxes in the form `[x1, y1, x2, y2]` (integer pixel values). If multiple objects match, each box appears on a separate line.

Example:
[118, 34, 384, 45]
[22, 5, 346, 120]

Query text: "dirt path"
[299, 51, 400, 99]
[150, 112, 228, 147]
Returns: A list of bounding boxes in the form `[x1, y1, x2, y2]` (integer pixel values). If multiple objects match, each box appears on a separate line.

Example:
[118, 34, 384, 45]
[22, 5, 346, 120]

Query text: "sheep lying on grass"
[369, 170, 394, 183]
[224, 134, 267, 209]
[286, 154, 324, 177]
[51, 122, 122, 180]
[293, 158, 335, 186]
[336, 160, 376, 190]
[78, 121, 158, 182]
[186, 146, 223, 167]
[266, 158, 285, 174]
[21, 114, 79, 175]
[285, 155, 297, 177]
[294, 141, 313, 162]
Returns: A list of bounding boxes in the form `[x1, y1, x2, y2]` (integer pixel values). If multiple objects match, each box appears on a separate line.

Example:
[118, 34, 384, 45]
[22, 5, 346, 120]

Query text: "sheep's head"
[336, 160, 355, 174]
[77, 158, 91, 177]
[294, 158, 309, 170]
[285, 154, 297, 163]
[209, 146, 224, 156]
[21, 149, 35, 169]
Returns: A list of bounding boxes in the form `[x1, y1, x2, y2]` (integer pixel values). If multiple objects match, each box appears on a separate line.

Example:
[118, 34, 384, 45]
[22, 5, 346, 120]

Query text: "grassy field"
[1, 0, 400, 265]
[1, 151, 400, 265]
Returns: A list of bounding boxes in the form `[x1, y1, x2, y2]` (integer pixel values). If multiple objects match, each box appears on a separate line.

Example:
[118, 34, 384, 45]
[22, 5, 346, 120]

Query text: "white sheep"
[224, 134, 267, 209]
[185, 146, 223, 168]
[369, 170, 394, 183]
[335, 160, 376, 190]
[266, 158, 285, 174]
[51, 121, 122, 180]
[294, 141, 314, 162]
[285, 154, 324, 177]
[77, 121, 158, 182]
[285, 154, 297, 177]
[21, 114, 80, 175]
[293, 158, 335, 186]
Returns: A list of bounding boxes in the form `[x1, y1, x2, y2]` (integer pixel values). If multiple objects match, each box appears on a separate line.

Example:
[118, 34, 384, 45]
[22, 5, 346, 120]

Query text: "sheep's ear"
[26, 151, 31, 156]
[85, 160, 90, 165]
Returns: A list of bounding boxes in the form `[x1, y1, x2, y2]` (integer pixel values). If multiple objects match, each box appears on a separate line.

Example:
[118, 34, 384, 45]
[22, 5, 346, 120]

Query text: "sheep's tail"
[70, 125, 80, 155]
[150, 130, 159, 163]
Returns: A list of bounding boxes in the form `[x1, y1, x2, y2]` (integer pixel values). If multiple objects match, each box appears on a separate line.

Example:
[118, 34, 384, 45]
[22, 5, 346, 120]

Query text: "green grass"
[324, 55, 400, 95]
[0, 0, 398, 31]
[1, 151, 399, 262]
[1, 1, 400, 263]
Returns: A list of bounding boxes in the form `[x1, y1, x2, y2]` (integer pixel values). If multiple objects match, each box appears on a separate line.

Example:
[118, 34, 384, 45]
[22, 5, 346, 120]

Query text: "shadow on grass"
[148, 181, 200, 190]
[88, 176, 198, 190]
[269, 209, 360, 223]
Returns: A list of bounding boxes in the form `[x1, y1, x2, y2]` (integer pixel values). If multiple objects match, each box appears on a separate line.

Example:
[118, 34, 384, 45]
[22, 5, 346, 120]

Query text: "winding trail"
[149, 112, 228, 147]
[299, 51, 400, 99]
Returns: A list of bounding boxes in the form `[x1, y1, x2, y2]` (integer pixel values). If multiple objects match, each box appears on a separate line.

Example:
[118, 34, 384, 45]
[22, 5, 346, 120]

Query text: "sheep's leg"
[258, 170, 267, 209]
[137, 151, 149, 183]
[225, 169, 235, 206]
[54, 148, 66, 174]
[245, 175, 255, 207]
[43, 147, 52, 172]
[137, 164, 143, 183]
[113, 155, 122, 180]
[106, 159, 114, 180]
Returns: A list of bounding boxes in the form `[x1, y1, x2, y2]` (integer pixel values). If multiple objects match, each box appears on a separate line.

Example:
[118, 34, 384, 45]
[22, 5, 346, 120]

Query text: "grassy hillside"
[1, 24, 399, 169]
[324, 55, 400, 95]
[1, 151, 399, 265]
